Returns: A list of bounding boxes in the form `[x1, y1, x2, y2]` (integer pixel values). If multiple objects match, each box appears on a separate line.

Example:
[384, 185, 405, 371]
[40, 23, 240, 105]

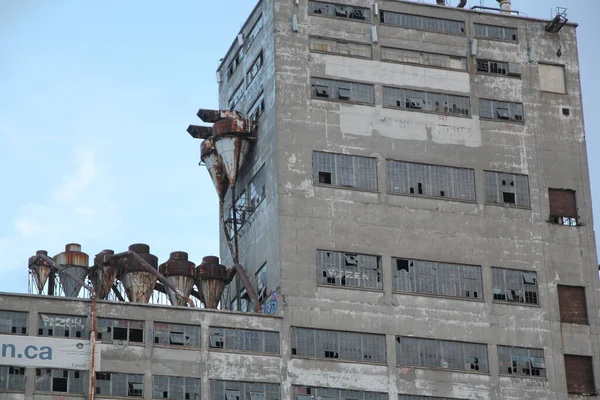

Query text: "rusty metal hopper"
[213, 128, 253, 186]
[201, 137, 229, 201]
[28, 250, 53, 294]
[116, 243, 158, 303]
[159, 251, 196, 306]
[196, 256, 235, 309]
[89, 250, 117, 300]
[54, 244, 90, 297]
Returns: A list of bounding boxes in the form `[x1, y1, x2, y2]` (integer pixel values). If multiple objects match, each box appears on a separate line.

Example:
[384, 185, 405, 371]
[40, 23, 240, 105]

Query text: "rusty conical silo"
[117, 244, 158, 303]
[159, 251, 196, 307]
[89, 250, 117, 300]
[28, 250, 53, 294]
[54, 244, 90, 297]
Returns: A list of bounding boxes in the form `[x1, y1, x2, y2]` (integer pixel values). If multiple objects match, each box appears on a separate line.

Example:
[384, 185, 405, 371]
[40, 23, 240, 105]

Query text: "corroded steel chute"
[196, 256, 235, 309]
[116, 244, 158, 303]
[54, 244, 90, 297]
[159, 252, 196, 307]
[89, 250, 117, 300]
[28, 250, 53, 294]
[201, 137, 228, 201]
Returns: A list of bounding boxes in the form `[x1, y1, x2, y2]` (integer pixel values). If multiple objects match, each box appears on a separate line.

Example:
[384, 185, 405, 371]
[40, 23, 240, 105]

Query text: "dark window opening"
[53, 377, 68, 392]
[318, 172, 332, 184]
[503, 192, 516, 204]
[129, 329, 143, 343]
[563, 108, 570, 116]
[113, 327, 128, 341]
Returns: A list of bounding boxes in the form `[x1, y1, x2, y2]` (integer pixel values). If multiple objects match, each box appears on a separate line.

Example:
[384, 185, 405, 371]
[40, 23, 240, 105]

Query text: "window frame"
[396, 336, 489, 374]
[97, 318, 144, 344]
[95, 371, 144, 397]
[310, 77, 375, 105]
[476, 59, 509, 76]
[291, 327, 387, 364]
[483, 170, 530, 209]
[292, 385, 388, 400]
[497, 345, 546, 378]
[309, 36, 373, 59]
[35, 369, 87, 394]
[38, 313, 87, 339]
[548, 188, 578, 226]
[153, 321, 201, 348]
[474, 23, 518, 42]
[313, 151, 378, 192]
[209, 327, 280, 355]
[210, 380, 280, 400]
[382, 86, 470, 118]
[308, 1, 371, 23]
[0, 365, 26, 392]
[247, 91, 265, 121]
[392, 257, 484, 301]
[246, 51, 264, 86]
[228, 81, 245, 111]
[227, 48, 245, 81]
[380, 11, 465, 36]
[491, 267, 539, 306]
[0, 310, 28, 335]
[381, 47, 467, 71]
[153, 375, 201, 400]
[317, 250, 383, 291]
[479, 99, 524, 123]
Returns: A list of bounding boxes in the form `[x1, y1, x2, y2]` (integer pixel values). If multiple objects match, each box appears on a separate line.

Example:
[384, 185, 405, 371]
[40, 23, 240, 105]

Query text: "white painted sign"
[327, 269, 369, 280]
[0, 334, 99, 370]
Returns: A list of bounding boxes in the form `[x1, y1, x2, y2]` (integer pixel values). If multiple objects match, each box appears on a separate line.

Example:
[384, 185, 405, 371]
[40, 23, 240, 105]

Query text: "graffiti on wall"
[262, 290, 278, 314]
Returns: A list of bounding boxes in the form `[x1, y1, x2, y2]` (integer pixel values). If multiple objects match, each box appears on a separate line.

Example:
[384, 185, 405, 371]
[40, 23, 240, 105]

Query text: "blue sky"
[1, 0, 599, 293]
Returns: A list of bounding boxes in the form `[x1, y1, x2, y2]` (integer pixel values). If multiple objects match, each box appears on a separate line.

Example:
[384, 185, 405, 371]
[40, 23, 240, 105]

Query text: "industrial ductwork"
[497, 0, 511, 13]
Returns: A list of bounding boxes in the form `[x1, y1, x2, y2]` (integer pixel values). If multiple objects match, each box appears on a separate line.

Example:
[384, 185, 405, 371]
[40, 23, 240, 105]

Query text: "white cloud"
[54, 150, 97, 202]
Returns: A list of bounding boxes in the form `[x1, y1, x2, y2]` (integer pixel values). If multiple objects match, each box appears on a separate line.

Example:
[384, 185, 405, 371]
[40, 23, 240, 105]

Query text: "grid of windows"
[317, 250, 382, 290]
[479, 99, 524, 122]
[293, 386, 387, 400]
[0, 366, 25, 391]
[387, 160, 476, 201]
[396, 337, 488, 373]
[249, 165, 267, 210]
[98, 318, 143, 343]
[383, 87, 469, 117]
[209, 327, 279, 354]
[484, 171, 530, 208]
[246, 15, 264, 47]
[309, 37, 372, 59]
[227, 48, 244, 80]
[154, 376, 200, 400]
[381, 11, 465, 35]
[38, 314, 86, 338]
[210, 380, 280, 400]
[474, 23, 518, 41]
[229, 82, 245, 111]
[36, 369, 87, 394]
[95, 372, 143, 397]
[381, 47, 466, 70]
[491, 268, 538, 305]
[497, 346, 546, 378]
[292, 327, 386, 363]
[477, 59, 508, 76]
[308, 1, 371, 21]
[153, 322, 201, 347]
[313, 151, 377, 190]
[311, 78, 374, 104]
[0, 310, 27, 335]
[247, 52, 264, 85]
[393, 258, 483, 300]
[248, 92, 265, 121]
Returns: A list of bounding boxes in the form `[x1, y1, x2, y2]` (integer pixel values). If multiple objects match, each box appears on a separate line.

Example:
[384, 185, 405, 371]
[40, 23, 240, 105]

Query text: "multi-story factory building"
[1, 1, 598, 400]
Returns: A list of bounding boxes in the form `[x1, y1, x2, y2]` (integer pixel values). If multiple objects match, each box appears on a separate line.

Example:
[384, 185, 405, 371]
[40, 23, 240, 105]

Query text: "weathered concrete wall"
[272, 0, 599, 399]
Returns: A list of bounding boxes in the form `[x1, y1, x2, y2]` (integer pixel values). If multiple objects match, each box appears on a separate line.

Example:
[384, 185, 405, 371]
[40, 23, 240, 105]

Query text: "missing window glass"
[318, 172, 332, 184]
[503, 192, 516, 204]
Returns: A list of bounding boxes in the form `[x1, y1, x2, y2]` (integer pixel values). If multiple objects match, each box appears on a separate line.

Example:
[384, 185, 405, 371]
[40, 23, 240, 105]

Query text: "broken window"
[317, 250, 382, 290]
[497, 346, 545, 378]
[246, 15, 264, 48]
[210, 380, 280, 400]
[291, 327, 386, 363]
[308, 1, 371, 21]
[153, 375, 200, 400]
[309, 37, 372, 59]
[247, 52, 264, 85]
[477, 59, 509, 76]
[36, 369, 87, 394]
[558, 285, 589, 325]
[380, 11, 465, 35]
[381, 47, 466, 70]
[228, 82, 245, 111]
[392, 258, 483, 300]
[0, 310, 27, 335]
[256, 263, 268, 302]
[383, 87, 470, 117]
[549, 189, 578, 226]
[95, 372, 143, 397]
[396, 336, 489, 373]
[479, 99, 524, 122]
[293, 386, 387, 400]
[227, 48, 245, 81]
[491, 268, 539, 305]
[38, 314, 86, 339]
[247, 92, 265, 121]
[313, 151, 377, 191]
[209, 327, 279, 354]
[474, 23, 517, 41]
[153, 322, 201, 347]
[484, 171, 530, 208]
[311, 78, 374, 104]
[249, 165, 266, 211]
[97, 318, 143, 343]
[565, 355, 596, 395]
[0, 366, 26, 391]
[387, 160, 476, 201]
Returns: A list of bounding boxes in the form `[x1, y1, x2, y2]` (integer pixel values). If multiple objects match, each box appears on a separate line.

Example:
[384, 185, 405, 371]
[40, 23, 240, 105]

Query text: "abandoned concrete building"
[1, 0, 598, 400]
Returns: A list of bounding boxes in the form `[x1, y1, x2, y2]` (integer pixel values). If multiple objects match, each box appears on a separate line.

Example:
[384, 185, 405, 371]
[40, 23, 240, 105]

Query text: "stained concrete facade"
[1, 1, 599, 400]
